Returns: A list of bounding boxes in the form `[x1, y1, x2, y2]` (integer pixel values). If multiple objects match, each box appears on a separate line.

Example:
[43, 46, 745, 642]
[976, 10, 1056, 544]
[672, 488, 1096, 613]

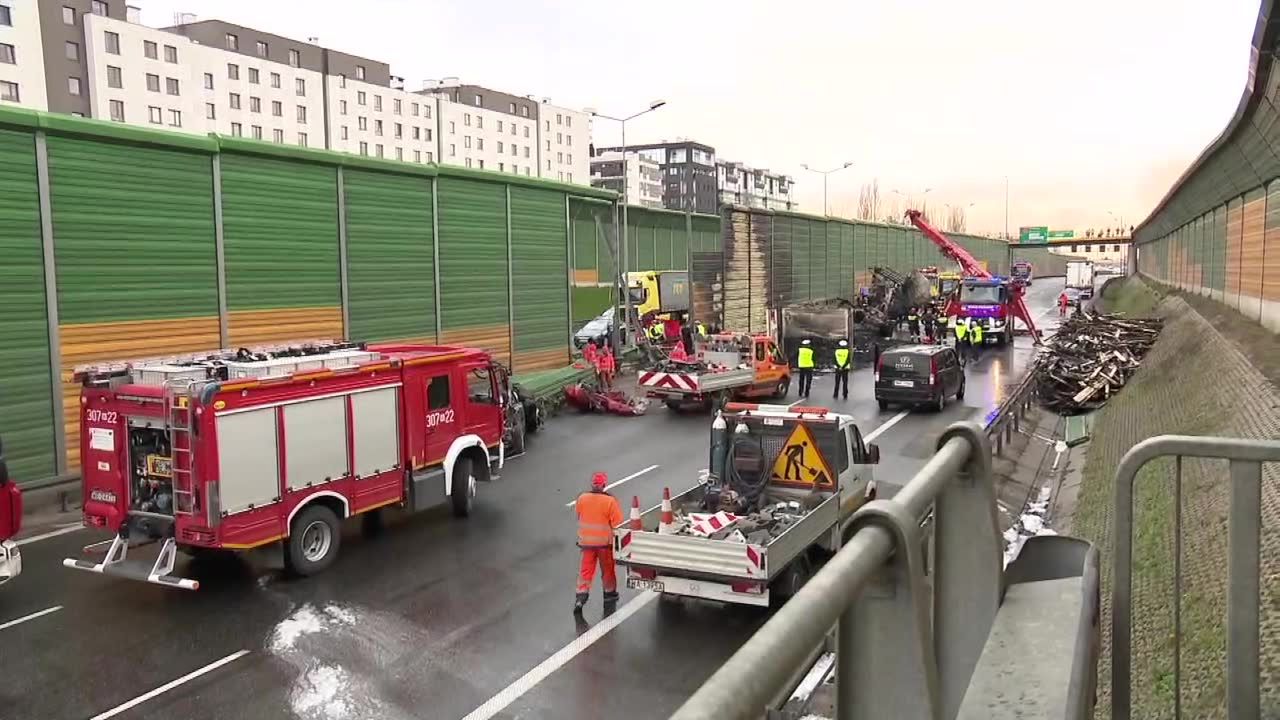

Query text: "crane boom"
[905, 209, 1043, 345]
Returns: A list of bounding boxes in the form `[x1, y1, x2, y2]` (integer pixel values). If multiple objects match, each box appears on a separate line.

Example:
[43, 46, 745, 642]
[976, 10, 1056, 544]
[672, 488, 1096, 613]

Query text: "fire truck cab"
[0, 436, 21, 585]
[65, 341, 511, 590]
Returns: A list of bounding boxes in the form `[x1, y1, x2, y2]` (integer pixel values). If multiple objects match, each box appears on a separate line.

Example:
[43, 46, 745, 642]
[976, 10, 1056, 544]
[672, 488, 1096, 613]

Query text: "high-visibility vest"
[797, 346, 815, 369]
[908, 314, 918, 322]
[955, 322, 969, 341]
[696, 322, 708, 337]
[971, 324, 984, 344]
[834, 348, 851, 369]
[649, 324, 664, 340]
[576, 491, 623, 547]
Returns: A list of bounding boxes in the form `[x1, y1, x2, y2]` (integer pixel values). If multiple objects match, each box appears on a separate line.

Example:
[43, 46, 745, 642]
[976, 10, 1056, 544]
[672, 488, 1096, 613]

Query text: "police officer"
[954, 317, 970, 358]
[796, 339, 815, 398]
[970, 321, 985, 358]
[695, 320, 708, 339]
[832, 339, 851, 400]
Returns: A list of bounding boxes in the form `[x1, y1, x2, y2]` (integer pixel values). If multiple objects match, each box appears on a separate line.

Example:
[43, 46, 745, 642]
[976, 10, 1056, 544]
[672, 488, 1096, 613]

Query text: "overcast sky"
[139, 0, 1259, 236]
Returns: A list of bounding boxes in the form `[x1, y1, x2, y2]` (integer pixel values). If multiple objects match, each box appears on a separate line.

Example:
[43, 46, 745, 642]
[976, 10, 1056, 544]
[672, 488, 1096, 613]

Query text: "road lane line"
[564, 464, 659, 507]
[865, 410, 910, 442]
[15, 524, 84, 546]
[89, 650, 251, 720]
[461, 591, 659, 720]
[0, 605, 63, 631]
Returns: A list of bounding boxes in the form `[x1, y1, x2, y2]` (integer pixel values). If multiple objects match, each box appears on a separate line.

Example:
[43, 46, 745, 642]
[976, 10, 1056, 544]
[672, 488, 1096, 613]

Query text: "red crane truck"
[64, 341, 513, 590]
[0, 437, 21, 585]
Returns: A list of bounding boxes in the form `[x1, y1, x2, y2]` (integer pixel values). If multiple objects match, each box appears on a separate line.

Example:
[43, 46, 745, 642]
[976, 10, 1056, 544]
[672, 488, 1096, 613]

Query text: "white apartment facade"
[327, 75, 438, 164]
[434, 95, 538, 176]
[538, 101, 590, 184]
[590, 151, 662, 207]
[0, 0, 48, 109]
[717, 160, 795, 211]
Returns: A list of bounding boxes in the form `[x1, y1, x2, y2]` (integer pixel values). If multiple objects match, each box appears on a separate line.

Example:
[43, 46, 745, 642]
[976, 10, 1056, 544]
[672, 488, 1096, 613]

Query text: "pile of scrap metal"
[513, 362, 598, 416]
[563, 381, 648, 416]
[661, 496, 814, 544]
[859, 267, 934, 335]
[1035, 309, 1163, 414]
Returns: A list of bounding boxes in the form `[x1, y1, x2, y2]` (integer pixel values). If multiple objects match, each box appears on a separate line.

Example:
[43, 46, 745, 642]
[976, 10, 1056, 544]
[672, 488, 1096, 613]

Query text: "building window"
[229, 93, 241, 109]
[228, 63, 239, 80]
[251, 125, 262, 140]
[1070, 245, 1078, 252]
[411, 102, 419, 117]
[427, 151, 434, 163]
[0, 4, 9, 26]
[166, 77, 180, 96]
[249, 96, 260, 113]
[497, 120, 504, 133]
[62, 6, 75, 25]
[546, 159, 551, 170]
[414, 150, 421, 162]
[375, 144, 383, 158]
[148, 106, 162, 124]
[91, 1, 107, 16]
[1113, 244, 1121, 253]
[556, 132, 562, 144]
[272, 100, 282, 116]
[566, 116, 572, 128]
[545, 140, 550, 151]
[105, 65, 122, 88]
[230, 121, 242, 136]
[0, 80, 18, 102]
[478, 159, 484, 169]
[567, 135, 572, 147]
[295, 78, 305, 96]
[424, 104, 431, 119]
[288, 49, 300, 68]
[203, 72, 214, 90]
[521, 104, 529, 117]
[477, 138, 484, 150]
[270, 72, 280, 88]
[476, 116, 483, 129]
[225, 33, 238, 50]
[394, 98, 401, 115]
[248, 67, 259, 84]
[359, 141, 368, 155]
[356, 65, 365, 80]
[545, 120, 550, 131]
[144, 40, 158, 59]
[373, 95, 381, 111]
[425, 128, 432, 141]
[497, 141, 504, 154]
[297, 105, 307, 124]
[109, 100, 124, 122]
[65, 76, 81, 96]
[465, 158, 472, 168]
[255, 40, 268, 57]
[168, 109, 181, 127]
[510, 144, 516, 156]
[449, 121, 455, 134]
[298, 132, 307, 147]
[0, 43, 14, 64]
[340, 126, 348, 140]
[523, 126, 529, 138]
[557, 152, 563, 163]
[145, 73, 160, 92]
[65, 41, 79, 61]
[464, 136, 472, 149]
[567, 172, 573, 182]
[464, 113, 471, 127]
[395, 147, 403, 160]
[508, 102, 515, 113]
[450, 144, 456, 157]
[412, 126, 420, 140]
[357, 91, 366, 106]
[509, 124, 515, 136]
[498, 162, 504, 172]
[358, 116, 367, 130]
[556, 113, 563, 125]
[206, 103, 215, 119]
[273, 128, 283, 143]
[394, 122, 402, 139]
[374, 119, 383, 136]
[339, 99, 347, 115]
[165, 45, 178, 63]
[567, 154, 573, 164]
[523, 146, 529, 158]
[103, 31, 120, 54]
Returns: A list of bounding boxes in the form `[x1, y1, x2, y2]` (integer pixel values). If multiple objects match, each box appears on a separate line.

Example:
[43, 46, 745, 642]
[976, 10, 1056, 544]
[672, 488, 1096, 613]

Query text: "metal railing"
[1111, 435, 1280, 720]
[673, 421, 1009, 719]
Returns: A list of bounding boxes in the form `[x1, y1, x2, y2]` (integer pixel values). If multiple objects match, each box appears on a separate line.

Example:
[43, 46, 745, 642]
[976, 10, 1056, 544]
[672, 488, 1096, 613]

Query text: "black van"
[875, 345, 965, 411]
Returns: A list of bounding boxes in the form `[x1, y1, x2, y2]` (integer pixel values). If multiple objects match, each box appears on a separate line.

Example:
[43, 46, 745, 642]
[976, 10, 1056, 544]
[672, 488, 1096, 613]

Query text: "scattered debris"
[1035, 310, 1162, 414]
[1003, 487, 1057, 568]
[563, 383, 648, 416]
[666, 501, 808, 542]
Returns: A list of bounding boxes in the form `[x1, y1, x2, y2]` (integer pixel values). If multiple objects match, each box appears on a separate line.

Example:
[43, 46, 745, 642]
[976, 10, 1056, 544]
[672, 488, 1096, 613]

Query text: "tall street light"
[588, 100, 667, 350]
[800, 161, 853, 216]
[891, 187, 933, 217]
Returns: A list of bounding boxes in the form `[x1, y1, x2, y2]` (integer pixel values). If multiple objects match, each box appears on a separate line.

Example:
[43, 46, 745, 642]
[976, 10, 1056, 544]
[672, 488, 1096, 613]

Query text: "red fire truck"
[64, 341, 514, 590]
[0, 436, 21, 585]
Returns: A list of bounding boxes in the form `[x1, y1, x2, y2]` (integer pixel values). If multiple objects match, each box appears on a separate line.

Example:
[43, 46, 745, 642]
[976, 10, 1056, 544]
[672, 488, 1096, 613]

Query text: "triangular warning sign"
[770, 423, 837, 490]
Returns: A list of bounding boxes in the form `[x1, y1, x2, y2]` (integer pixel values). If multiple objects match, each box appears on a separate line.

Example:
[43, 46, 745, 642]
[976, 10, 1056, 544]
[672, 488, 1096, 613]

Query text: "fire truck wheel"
[772, 378, 790, 399]
[508, 409, 527, 456]
[451, 456, 475, 518]
[285, 505, 342, 577]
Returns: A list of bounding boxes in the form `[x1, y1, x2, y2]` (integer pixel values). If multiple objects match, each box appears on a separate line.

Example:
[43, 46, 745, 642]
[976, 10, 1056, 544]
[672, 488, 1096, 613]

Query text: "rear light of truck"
[874, 354, 884, 383]
[731, 581, 765, 594]
[929, 355, 938, 386]
[631, 568, 657, 580]
[85, 514, 107, 528]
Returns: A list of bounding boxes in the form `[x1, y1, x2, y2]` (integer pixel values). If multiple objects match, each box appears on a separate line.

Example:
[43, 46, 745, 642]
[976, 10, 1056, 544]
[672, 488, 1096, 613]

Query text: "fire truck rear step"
[63, 535, 199, 591]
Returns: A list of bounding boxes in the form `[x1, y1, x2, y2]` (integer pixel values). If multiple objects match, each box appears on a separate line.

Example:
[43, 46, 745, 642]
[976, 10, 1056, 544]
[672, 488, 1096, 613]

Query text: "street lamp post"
[1004, 176, 1010, 241]
[891, 188, 933, 217]
[588, 100, 667, 351]
[800, 161, 853, 216]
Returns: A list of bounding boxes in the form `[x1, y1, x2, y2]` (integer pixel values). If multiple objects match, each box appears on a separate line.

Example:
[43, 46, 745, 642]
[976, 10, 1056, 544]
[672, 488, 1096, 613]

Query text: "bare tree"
[945, 206, 967, 233]
[882, 197, 901, 224]
[856, 179, 882, 221]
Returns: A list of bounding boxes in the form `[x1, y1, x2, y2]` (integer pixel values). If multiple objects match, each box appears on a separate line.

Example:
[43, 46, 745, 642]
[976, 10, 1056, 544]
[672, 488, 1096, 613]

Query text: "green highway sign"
[1018, 226, 1049, 243]
[1048, 230, 1075, 239]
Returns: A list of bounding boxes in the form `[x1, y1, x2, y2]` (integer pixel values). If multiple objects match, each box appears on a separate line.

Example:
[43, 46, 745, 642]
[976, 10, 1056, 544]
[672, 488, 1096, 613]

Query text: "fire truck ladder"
[905, 209, 1043, 345]
[163, 378, 198, 517]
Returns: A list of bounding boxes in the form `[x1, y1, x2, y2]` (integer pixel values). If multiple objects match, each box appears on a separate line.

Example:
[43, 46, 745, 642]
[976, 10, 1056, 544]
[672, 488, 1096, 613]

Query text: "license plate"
[628, 577, 664, 592]
[893, 380, 914, 388]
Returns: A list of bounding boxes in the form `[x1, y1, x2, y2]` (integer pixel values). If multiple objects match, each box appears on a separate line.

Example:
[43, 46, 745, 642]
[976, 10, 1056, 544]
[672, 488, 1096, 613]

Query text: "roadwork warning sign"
[770, 423, 836, 489]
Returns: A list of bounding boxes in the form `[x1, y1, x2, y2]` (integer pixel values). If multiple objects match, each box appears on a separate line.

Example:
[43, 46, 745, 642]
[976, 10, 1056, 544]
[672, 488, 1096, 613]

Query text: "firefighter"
[583, 339, 599, 366]
[832, 339, 851, 400]
[647, 322, 665, 344]
[907, 307, 921, 341]
[796, 339, 815, 398]
[575, 472, 624, 614]
[922, 306, 937, 343]
[598, 345, 616, 389]
[1058, 291, 1070, 318]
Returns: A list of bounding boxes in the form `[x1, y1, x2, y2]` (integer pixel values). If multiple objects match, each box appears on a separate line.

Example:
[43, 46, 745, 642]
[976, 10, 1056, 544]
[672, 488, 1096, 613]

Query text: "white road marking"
[15, 524, 84, 546]
[564, 464, 660, 507]
[88, 650, 251, 720]
[0, 605, 63, 632]
[460, 591, 659, 720]
[865, 410, 910, 442]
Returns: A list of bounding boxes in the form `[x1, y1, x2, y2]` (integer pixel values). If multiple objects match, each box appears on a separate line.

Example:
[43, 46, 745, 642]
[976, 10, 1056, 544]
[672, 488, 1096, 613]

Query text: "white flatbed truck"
[614, 403, 879, 606]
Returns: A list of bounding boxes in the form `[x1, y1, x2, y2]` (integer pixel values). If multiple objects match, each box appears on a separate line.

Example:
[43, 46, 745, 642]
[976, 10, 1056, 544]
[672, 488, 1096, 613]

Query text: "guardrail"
[1111, 435, 1280, 720]
[985, 369, 1038, 457]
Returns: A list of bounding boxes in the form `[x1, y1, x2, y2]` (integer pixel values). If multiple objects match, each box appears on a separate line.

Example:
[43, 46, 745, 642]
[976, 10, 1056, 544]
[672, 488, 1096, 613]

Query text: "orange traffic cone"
[658, 487, 675, 534]
[630, 496, 643, 530]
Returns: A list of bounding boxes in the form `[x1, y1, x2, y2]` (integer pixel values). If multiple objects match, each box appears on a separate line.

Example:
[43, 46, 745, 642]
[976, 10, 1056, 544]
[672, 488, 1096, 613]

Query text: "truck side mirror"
[867, 443, 881, 465]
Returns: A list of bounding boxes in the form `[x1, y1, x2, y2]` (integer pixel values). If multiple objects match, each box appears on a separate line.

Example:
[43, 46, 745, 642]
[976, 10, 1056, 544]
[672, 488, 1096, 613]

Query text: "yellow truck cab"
[627, 271, 690, 321]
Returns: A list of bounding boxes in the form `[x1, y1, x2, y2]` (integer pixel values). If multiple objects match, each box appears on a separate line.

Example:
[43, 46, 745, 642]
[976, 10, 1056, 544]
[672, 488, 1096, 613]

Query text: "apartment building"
[0, 0, 48, 109]
[327, 74, 439, 163]
[590, 151, 662, 207]
[717, 160, 795, 211]
[597, 140, 718, 213]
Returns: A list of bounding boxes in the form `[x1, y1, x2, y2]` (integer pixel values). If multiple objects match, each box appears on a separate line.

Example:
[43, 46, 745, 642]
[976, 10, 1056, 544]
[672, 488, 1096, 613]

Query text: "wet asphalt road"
[0, 279, 1067, 720]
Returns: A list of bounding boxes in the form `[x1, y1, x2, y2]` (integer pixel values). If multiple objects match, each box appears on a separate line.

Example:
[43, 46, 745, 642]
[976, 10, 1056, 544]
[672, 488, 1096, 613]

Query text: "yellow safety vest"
[971, 324, 984, 343]
[955, 323, 968, 340]
[696, 322, 707, 337]
[834, 348, 850, 369]
[797, 347, 815, 369]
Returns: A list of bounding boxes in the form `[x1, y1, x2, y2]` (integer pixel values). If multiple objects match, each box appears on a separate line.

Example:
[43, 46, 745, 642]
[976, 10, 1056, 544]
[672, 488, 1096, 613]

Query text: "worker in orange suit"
[598, 346, 616, 389]
[575, 472, 624, 614]
[1058, 291, 1070, 318]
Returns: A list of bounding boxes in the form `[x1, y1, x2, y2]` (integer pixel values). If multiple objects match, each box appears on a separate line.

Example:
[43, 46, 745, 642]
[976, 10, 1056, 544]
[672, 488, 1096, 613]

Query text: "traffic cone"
[630, 496, 643, 530]
[658, 487, 675, 534]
